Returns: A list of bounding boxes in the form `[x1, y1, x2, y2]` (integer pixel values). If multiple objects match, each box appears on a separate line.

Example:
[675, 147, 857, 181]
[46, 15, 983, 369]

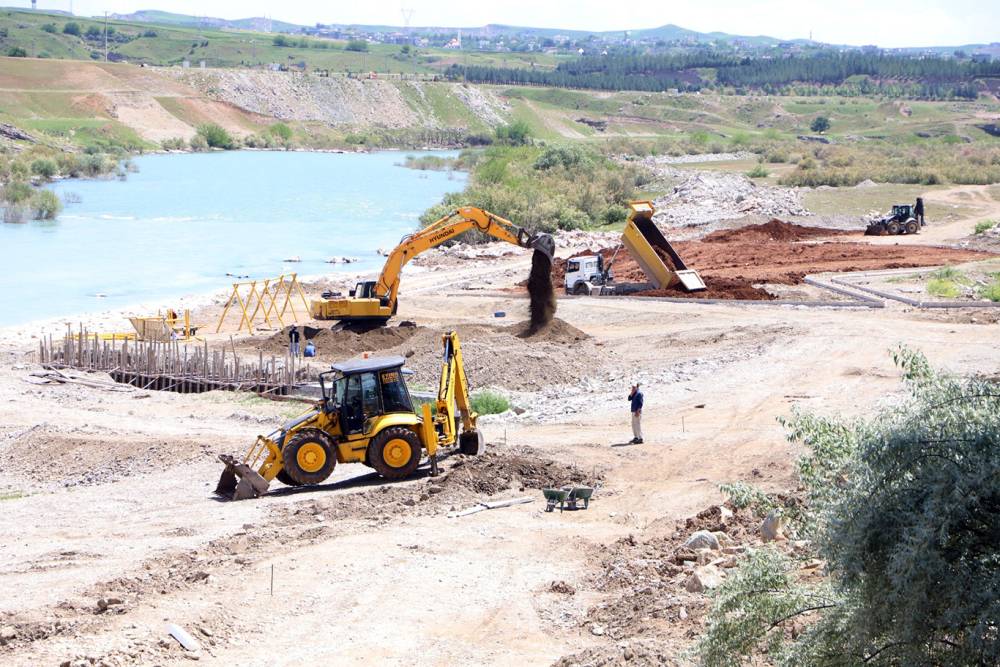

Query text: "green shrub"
[601, 204, 629, 225]
[765, 150, 788, 163]
[7, 47, 27, 58]
[699, 349, 1000, 666]
[30, 159, 57, 180]
[62, 22, 81, 36]
[161, 137, 188, 151]
[196, 124, 236, 150]
[268, 122, 293, 142]
[188, 135, 208, 152]
[494, 121, 532, 146]
[471, 391, 510, 415]
[30, 190, 62, 220]
[534, 146, 588, 170]
[746, 164, 769, 178]
[927, 277, 961, 298]
[41, 23, 57, 34]
[1, 181, 33, 205]
[810, 115, 831, 133]
[345, 39, 369, 52]
[979, 279, 1000, 302]
[974, 219, 996, 234]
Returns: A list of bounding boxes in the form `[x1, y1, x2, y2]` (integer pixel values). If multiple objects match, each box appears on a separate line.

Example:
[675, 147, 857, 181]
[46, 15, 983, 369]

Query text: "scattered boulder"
[0, 625, 17, 644]
[683, 529, 721, 551]
[685, 565, 724, 593]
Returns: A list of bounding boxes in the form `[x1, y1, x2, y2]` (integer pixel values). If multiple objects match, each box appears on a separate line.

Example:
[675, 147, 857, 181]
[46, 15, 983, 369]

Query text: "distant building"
[971, 53, 993, 63]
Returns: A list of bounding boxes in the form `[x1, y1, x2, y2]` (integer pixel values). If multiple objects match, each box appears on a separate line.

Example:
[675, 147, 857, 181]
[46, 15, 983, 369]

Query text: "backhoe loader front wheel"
[281, 429, 336, 486]
[370, 427, 422, 480]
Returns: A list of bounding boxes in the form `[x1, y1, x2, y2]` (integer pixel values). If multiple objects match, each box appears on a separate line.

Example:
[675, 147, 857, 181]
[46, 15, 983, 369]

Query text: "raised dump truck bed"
[620, 201, 706, 292]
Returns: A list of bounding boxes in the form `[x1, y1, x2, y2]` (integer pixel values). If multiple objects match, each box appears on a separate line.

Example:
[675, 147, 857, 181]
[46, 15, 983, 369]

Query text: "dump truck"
[865, 198, 926, 236]
[311, 207, 555, 325]
[563, 201, 706, 296]
[216, 331, 483, 500]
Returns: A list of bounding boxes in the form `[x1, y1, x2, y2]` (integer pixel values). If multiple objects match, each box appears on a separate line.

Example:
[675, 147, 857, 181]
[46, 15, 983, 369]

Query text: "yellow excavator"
[311, 206, 555, 324]
[216, 331, 483, 500]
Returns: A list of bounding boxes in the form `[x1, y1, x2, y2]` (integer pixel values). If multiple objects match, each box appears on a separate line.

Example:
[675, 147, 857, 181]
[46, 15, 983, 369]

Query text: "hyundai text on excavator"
[216, 331, 483, 500]
[311, 207, 556, 325]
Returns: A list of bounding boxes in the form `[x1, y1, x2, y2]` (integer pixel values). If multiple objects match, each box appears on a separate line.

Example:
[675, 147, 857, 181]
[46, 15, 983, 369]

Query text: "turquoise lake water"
[0, 150, 465, 326]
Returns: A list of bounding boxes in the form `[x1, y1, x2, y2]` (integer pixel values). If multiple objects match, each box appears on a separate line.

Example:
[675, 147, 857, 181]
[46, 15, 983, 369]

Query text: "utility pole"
[104, 11, 108, 62]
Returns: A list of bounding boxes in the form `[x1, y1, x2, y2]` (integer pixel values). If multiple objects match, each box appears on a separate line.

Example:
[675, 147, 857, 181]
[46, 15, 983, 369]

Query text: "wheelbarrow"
[543, 488, 569, 512]
[565, 486, 594, 510]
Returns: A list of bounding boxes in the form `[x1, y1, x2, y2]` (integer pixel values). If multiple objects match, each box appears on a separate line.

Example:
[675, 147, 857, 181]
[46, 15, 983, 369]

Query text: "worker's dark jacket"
[629, 391, 644, 413]
[289, 329, 300, 343]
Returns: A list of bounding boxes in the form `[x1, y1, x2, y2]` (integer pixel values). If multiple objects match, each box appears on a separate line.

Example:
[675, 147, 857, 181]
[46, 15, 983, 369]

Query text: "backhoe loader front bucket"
[622, 201, 706, 292]
[216, 454, 270, 501]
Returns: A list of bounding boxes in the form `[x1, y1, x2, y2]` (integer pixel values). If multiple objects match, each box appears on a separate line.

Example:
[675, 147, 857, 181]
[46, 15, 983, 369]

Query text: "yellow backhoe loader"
[216, 331, 483, 500]
[311, 206, 555, 324]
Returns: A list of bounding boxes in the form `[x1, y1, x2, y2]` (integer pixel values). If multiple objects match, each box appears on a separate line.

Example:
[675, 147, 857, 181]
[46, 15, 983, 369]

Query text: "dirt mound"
[635, 277, 776, 301]
[703, 219, 848, 244]
[254, 324, 423, 359]
[512, 317, 591, 342]
[381, 322, 597, 391]
[441, 448, 598, 495]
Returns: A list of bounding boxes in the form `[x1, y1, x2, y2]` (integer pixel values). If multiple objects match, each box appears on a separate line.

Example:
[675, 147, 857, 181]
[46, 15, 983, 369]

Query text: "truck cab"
[564, 255, 612, 295]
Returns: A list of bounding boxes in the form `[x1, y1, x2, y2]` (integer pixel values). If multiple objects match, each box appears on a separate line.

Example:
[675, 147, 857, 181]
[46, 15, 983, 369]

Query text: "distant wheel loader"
[216, 331, 484, 500]
[865, 197, 926, 236]
[564, 200, 706, 296]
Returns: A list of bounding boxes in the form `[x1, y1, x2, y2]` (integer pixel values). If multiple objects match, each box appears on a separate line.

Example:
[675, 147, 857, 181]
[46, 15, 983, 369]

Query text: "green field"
[0, 8, 564, 73]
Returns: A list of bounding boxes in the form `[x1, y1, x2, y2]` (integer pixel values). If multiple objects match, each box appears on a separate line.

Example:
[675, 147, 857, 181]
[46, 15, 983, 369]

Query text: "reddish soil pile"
[549, 220, 993, 300]
[703, 219, 851, 244]
[635, 278, 775, 301]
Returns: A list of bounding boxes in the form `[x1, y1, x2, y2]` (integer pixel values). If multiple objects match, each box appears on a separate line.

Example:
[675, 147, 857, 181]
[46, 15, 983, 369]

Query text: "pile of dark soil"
[512, 317, 591, 342]
[255, 324, 423, 359]
[703, 219, 849, 244]
[634, 277, 776, 301]
[442, 448, 598, 496]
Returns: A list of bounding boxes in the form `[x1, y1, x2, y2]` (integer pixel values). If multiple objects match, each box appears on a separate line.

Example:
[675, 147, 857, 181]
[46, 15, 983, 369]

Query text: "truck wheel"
[905, 220, 919, 234]
[281, 429, 336, 485]
[573, 283, 590, 296]
[887, 221, 902, 235]
[369, 427, 422, 480]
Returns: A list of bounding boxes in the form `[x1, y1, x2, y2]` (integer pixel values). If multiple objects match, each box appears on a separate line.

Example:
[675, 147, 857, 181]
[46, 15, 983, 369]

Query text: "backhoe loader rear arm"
[435, 331, 476, 445]
[376, 207, 553, 312]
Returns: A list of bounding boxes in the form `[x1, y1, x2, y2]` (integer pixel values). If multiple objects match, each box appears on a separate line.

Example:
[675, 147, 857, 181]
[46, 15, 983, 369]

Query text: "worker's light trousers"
[631, 412, 643, 440]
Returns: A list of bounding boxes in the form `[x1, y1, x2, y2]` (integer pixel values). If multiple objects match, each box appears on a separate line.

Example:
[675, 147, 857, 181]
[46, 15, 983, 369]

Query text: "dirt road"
[2, 244, 997, 665]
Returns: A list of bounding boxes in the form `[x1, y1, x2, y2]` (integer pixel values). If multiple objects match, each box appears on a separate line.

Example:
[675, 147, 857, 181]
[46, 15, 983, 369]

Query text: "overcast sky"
[20, 0, 1000, 47]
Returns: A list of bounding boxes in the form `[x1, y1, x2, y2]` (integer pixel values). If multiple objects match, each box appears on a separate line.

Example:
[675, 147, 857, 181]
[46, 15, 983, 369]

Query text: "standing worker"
[628, 383, 644, 444]
[289, 325, 300, 357]
[914, 197, 925, 227]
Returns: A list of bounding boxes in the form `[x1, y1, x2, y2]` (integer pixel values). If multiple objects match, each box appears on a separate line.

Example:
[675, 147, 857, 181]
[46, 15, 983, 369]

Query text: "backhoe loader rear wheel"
[370, 427, 422, 480]
[281, 429, 336, 486]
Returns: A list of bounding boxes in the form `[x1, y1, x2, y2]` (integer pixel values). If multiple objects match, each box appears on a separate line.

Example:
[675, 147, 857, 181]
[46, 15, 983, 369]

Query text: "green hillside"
[0, 8, 563, 72]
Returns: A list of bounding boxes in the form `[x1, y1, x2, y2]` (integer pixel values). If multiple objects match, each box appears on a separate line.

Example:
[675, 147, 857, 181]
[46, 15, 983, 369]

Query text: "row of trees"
[449, 51, 1000, 99]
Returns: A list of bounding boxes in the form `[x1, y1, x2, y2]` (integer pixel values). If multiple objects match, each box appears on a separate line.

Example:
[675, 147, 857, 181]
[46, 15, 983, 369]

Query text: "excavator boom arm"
[375, 207, 554, 305]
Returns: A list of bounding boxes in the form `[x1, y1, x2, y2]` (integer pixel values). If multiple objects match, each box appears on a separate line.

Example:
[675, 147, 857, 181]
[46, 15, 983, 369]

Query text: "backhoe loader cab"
[216, 331, 484, 501]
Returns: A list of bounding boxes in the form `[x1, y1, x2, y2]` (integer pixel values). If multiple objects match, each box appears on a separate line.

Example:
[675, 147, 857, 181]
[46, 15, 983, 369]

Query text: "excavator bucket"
[216, 454, 270, 501]
[622, 201, 706, 292]
[528, 233, 556, 262]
